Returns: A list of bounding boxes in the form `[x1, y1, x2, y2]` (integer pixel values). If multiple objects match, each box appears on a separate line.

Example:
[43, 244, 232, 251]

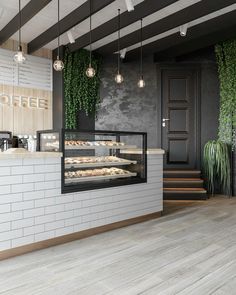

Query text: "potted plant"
[203, 140, 231, 196]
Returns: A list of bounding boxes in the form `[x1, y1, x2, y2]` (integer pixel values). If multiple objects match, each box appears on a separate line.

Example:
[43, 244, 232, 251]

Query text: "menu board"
[0, 48, 52, 91]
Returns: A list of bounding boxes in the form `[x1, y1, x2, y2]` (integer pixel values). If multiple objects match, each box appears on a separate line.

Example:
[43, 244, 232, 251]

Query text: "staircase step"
[164, 170, 201, 178]
[164, 187, 207, 200]
[164, 178, 204, 188]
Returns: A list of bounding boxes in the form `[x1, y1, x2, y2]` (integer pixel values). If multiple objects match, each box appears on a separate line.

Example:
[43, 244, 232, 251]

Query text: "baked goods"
[65, 140, 125, 147]
[65, 167, 131, 179]
[65, 156, 128, 165]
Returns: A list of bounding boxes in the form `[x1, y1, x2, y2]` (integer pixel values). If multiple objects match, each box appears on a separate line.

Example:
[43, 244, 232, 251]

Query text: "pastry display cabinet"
[37, 129, 147, 193]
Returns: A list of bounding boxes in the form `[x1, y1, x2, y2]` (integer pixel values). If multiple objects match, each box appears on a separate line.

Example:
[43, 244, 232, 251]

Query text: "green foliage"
[215, 40, 236, 144]
[63, 48, 102, 129]
[203, 140, 231, 196]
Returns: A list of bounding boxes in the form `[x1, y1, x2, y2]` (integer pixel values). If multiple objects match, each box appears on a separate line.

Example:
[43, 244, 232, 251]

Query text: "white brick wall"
[0, 155, 163, 252]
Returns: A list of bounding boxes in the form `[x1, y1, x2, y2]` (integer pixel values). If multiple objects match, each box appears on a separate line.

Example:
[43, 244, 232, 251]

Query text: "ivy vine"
[64, 48, 102, 129]
[215, 39, 236, 145]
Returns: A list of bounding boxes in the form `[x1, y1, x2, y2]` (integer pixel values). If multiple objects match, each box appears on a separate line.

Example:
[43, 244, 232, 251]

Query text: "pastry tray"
[65, 172, 137, 183]
[65, 158, 137, 169]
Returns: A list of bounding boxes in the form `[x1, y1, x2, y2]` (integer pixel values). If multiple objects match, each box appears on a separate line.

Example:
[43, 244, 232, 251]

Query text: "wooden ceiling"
[0, 0, 236, 61]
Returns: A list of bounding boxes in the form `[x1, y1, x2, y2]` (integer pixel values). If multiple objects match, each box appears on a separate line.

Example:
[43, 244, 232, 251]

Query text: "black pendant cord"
[89, 0, 92, 66]
[57, 0, 60, 59]
[140, 18, 143, 79]
[117, 9, 120, 74]
[18, 0, 21, 49]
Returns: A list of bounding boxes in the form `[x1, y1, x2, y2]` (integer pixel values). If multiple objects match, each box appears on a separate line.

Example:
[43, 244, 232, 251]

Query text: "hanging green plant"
[215, 39, 236, 144]
[203, 140, 231, 196]
[63, 48, 102, 129]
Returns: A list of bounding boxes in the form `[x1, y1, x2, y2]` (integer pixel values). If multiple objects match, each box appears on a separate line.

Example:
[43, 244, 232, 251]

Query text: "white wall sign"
[0, 48, 52, 91]
[0, 94, 48, 109]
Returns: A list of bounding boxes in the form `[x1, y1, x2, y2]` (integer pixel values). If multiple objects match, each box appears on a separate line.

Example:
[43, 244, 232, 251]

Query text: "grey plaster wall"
[96, 55, 159, 147]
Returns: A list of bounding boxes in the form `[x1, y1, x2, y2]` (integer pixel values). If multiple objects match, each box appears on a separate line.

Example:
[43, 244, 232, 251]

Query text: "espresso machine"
[0, 131, 12, 151]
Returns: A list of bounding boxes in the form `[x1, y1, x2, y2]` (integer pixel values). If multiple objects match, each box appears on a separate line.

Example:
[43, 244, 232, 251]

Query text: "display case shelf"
[65, 172, 137, 183]
[65, 159, 137, 169]
[64, 145, 137, 150]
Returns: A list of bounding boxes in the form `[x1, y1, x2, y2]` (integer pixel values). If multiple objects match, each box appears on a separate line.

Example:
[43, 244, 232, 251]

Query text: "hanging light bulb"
[137, 19, 145, 88]
[53, 0, 64, 71]
[115, 73, 124, 84]
[138, 76, 145, 88]
[14, 0, 26, 64]
[86, 64, 96, 78]
[115, 9, 124, 84]
[13, 45, 26, 64]
[86, 0, 95, 78]
[53, 56, 64, 71]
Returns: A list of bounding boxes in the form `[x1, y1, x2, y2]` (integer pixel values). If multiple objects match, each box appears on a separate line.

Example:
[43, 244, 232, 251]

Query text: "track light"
[0, 8, 4, 18]
[67, 30, 75, 44]
[179, 23, 188, 37]
[125, 0, 134, 12]
[120, 48, 127, 59]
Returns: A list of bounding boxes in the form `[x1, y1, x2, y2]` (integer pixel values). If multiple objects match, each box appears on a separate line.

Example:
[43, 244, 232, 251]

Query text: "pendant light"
[53, 0, 64, 71]
[86, 0, 96, 78]
[115, 9, 123, 84]
[137, 19, 145, 88]
[13, 0, 26, 64]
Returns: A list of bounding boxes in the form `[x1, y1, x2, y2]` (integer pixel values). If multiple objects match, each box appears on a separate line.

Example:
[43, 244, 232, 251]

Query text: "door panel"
[161, 67, 199, 169]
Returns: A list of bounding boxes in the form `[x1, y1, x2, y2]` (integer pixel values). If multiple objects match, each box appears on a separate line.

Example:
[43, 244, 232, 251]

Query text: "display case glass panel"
[37, 130, 60, 152]
[37, 129, 147, 193]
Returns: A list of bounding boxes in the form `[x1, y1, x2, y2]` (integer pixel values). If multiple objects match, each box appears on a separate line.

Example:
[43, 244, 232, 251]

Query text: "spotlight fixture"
[13, 0, 26, 64]
[125, 0, 134, 12]
[53, 0, 64, 71]
[179, 23, 188, 37]
[0, 8, 4, 18]
[86, 0, 96, 78]
[120, 48, 127, 59]
[137, 19, 145, 88]
[67, 30, 75, 44]
[115, 9, 124, 84]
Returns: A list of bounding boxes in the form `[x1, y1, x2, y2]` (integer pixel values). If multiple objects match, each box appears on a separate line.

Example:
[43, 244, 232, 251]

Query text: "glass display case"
[37, 129, 147, 193]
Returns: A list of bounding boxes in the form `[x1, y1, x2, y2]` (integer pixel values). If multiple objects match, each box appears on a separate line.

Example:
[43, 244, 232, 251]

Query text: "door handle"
[162, 118, 170, 127]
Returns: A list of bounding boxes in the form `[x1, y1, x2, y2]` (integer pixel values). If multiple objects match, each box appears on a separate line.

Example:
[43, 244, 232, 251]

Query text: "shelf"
[65, 172, 137, 183]
[64, 145, 137, 150]
[65, 158, 137, 169]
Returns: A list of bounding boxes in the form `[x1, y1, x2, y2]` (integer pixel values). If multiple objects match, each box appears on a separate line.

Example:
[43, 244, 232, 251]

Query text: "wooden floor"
[1, 196, 236, 295]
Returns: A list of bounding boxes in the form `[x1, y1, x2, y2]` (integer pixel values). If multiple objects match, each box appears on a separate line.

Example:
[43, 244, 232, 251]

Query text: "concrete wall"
[96, 55, 159, 147]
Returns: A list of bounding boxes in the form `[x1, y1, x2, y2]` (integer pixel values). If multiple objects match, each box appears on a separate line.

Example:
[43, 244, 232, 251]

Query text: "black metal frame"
[37, 129, 147, 194]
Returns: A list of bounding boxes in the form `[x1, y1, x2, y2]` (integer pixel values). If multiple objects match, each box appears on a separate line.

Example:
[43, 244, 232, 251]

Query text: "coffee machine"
[0, 131, 12, 151]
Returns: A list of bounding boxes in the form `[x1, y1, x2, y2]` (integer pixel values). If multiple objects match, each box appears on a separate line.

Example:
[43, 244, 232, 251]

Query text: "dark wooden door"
[161, 67, 200, 169]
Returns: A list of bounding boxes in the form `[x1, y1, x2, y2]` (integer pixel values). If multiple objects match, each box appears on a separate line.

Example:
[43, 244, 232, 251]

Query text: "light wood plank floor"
[1, 196, 236, 295]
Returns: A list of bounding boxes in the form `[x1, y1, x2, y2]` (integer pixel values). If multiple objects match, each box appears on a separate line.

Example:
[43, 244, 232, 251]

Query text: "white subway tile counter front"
[0, 150, 164, 258]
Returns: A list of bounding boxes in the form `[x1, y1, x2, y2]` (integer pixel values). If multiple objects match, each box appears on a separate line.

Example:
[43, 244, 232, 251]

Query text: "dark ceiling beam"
[97, 0, 236, 56]
[67, 0, 179, 53]
[28, 0, 115, 54]
[0, 0, 52, 46]
[126, 9, 236, 61]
